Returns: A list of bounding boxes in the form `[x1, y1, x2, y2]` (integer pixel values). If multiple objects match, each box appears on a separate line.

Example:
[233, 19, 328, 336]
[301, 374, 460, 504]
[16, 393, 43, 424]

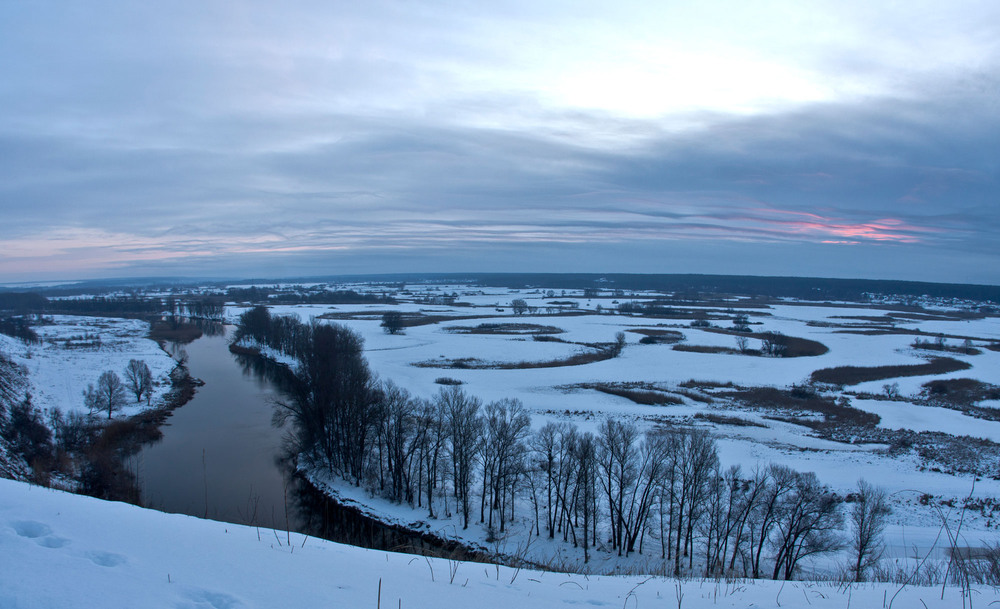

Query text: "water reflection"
[231, 349, 300, 395]
[195, 318, 226, 337]
[138, 327, 473, 559]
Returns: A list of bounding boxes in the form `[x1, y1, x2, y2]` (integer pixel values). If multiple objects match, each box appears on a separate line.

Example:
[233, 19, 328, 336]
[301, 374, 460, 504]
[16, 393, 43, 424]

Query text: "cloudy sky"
[1, 1, 998, 284]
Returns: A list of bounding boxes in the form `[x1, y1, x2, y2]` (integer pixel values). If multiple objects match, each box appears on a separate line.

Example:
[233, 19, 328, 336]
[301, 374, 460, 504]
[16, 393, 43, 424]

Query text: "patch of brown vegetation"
[694, 412, 766, 428]
[532, 335, 568, 343]
[810, 357, 972, 386]
[445, 323, 564, 335]
[830, 328, 912, 336]
[720, 386, 880, 437]
[911, 340, 980, 356]
[673, 344, 741, 355]
[574, 382, 684, 406]
[319, 311, 484, 328]
[675, 388, 712, 403]
[923, 378, 998, 403]
[413, 348, 616, 370]
[701, 328, 829, 357]
[580, 383, 684, 406]
[679, 379, 735, 390]
[828, 315, 898, 323]
[628, 328, 685, 339]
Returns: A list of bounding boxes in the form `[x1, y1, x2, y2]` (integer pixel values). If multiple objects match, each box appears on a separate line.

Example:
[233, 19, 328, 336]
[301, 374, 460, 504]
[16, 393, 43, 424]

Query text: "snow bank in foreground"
[0, 478, 994, 608]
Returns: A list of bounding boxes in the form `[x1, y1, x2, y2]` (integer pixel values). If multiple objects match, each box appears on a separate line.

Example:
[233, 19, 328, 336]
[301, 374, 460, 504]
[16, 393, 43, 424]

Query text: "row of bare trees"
[237, 307, 889, 580]
[370, 385, 860, 580]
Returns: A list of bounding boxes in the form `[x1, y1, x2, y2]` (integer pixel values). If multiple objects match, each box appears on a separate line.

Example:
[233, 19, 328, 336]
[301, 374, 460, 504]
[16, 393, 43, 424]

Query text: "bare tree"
[771, 471, 843, 580]
[620, 430, 671, 555]
[481, 398, 531, 532]
[415, 397, 446, 517]
[440, 386, 482, 529]
[85, 371, 128, 420]
[376, 381, 419, 503]
[727, 465, 769, 575]
[552, 424, 580, 543]
[703, 463, 747, 577]
[510, 299, 528, 315]
[748, 464, 797, 578]
[678, 429, 718, 572]
[598, 418, 639, 556]
[574, 431, 599, 563]
[849, 479, 890, 581]
[735, 334, 749, 353]
[123, 359, 152, 404]
[534, 421, 581, 541]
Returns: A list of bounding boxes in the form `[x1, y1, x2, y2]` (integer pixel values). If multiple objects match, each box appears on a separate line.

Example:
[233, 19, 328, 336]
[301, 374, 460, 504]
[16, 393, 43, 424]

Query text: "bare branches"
[850, 479, 890, 582]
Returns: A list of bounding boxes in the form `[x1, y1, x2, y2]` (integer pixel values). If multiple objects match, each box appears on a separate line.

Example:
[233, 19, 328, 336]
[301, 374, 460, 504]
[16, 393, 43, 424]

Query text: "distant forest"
[314, 273, 1000, 305]
[2, 273, 998, 305]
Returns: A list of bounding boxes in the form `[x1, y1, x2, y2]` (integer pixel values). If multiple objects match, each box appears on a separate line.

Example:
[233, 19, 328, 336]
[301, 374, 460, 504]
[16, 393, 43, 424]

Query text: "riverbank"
[301, 468, 499, 564]
[223, 343, 491, 561]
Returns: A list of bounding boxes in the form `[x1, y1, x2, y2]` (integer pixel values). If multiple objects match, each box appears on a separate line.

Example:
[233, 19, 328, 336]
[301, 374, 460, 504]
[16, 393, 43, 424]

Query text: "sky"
[1, 1, 998, 285]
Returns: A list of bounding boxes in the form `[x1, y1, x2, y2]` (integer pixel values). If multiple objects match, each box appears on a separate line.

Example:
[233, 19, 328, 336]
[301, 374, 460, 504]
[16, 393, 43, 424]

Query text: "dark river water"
[139, 328, 291, 527]
[135, 326, 478, 559]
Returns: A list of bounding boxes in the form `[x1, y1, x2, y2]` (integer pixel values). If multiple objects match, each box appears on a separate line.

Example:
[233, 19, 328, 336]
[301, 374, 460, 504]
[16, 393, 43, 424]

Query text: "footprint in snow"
[178, 588, 244, 609]
[87, 550, 127, 567]
[8, 520, 70, 549]
[37, 535, 69, 549]
[10, 520, 52, 539]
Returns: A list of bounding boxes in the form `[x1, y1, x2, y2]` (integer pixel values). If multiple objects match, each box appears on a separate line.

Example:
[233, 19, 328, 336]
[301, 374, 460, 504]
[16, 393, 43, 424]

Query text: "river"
[135, 326, 481, 559]
[138, 328, 292, 529]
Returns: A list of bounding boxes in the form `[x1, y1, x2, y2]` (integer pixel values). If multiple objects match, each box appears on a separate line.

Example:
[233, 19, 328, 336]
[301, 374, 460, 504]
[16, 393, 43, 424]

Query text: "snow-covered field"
[236, 285, 1000, 566]
[0, 316, 177, 418]
[0, 477, 993, 609]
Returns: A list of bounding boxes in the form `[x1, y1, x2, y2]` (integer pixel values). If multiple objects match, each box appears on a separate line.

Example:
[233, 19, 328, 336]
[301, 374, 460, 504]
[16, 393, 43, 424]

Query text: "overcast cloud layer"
[1, 1, 998, 284]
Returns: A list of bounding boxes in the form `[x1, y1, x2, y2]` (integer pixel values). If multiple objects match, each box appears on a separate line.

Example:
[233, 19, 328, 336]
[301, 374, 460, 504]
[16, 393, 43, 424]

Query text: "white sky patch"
[543, 49, 833, 119]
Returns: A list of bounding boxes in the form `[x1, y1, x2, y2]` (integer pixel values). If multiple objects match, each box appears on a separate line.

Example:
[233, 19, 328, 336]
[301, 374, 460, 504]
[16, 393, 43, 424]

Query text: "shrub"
[380, 311, 404, 335]
[3, 395, 52, 464]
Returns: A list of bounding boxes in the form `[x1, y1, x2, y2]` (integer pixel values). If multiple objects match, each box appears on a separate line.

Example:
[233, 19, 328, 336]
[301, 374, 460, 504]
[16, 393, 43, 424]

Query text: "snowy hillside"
[0, 477, 993, 608]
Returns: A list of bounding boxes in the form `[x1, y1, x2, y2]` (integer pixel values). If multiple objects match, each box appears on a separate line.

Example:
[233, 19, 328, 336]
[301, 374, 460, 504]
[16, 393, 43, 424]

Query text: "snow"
[6, 287, 1000, 605]
[0, 316, 177, 418]
[854, 399, 1000, 442]
[252, 292, 1000, 557]
[0, 477, 994, 608]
